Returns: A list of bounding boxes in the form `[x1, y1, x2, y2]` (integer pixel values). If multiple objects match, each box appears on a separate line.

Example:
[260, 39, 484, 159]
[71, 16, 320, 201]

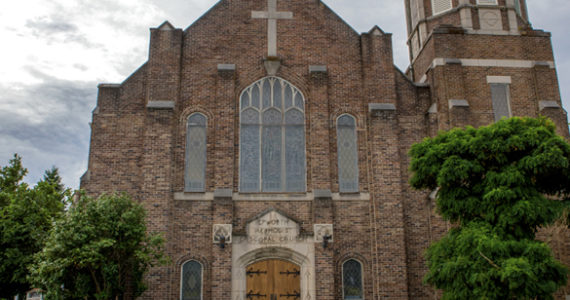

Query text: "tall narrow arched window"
[181, 260, 202, 300]
[343, 259, 363, 300]
[337, 114, 359, 193]
[239, 77, 306, 192]
[185, 113, 207, 192]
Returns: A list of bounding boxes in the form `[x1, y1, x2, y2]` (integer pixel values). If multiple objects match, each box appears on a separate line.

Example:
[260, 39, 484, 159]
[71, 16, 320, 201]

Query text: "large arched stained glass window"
[239, 77, 306, 192]
[343, 259, 363, 299]
[181, 260, 202, 300]
[337, 114, 359, 192]
[185, 113, 207, 192]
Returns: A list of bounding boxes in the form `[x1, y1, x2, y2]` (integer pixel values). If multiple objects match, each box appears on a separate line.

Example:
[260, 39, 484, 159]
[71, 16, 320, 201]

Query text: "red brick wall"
[81, 0, 569, 299]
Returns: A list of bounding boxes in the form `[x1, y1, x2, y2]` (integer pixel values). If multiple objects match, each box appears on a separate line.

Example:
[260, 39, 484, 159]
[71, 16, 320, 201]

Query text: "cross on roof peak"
[252, 0, 294, 57]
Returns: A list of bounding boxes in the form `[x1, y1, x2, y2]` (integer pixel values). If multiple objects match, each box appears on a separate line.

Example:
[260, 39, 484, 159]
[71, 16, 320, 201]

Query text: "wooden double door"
[246, 259, 301, 300]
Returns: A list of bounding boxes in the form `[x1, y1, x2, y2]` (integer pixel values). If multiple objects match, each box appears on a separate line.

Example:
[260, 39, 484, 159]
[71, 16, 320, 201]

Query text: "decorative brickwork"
[82, 0, 569, 299]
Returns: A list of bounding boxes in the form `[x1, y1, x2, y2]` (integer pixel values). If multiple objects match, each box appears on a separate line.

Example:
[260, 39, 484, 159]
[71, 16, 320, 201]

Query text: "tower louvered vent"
[477, 0, 498, 5]
[432, 0, 452, 15]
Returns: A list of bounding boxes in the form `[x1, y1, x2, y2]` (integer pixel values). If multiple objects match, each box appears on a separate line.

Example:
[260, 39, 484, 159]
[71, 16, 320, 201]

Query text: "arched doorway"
[246, 259, 301, 299]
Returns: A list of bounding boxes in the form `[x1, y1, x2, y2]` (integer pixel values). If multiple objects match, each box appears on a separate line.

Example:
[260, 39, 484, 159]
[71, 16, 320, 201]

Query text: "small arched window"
[337, 114, 359, 193]
[343, 259, 363, 299]
[181, 260, 202, 300]
[239, 77, 306, 192]
[185, 113, 207, 192]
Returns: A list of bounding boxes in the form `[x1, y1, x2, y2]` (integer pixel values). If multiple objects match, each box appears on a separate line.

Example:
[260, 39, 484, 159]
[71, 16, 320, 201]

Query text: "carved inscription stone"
[246, 210, 300, 244]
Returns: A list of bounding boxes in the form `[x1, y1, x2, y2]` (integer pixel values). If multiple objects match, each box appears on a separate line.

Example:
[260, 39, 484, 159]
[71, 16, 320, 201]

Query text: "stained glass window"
[337, 114, 359, 193]
[490, 83, 511, 122]
[343, 259, 363, 299]
[185, 113, 207, 192]
[239, 77, 306, 192]
[181, 260, 202, 300]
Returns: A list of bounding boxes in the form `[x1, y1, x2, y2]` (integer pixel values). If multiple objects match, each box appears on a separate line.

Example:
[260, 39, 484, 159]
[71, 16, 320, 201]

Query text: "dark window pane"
[240, 123, 260, 192]
[181, 261, 202, 300]
[491, 83, 511, 122]
[337, 115, 359, 193]
[185, 114, 207, 192]
[262, 109, 282, 191]
[343, 259, 363, 299]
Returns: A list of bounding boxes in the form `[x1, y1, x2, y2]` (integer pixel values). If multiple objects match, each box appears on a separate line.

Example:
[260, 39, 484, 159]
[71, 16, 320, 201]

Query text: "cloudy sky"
[1, 0, 569, 189]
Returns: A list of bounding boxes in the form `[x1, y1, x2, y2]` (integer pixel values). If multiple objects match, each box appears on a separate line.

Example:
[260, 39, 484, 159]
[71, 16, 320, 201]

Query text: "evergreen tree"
[410, 117, 569, 300]
[0, 155, 68, 300]
[31, 193, 168, 300]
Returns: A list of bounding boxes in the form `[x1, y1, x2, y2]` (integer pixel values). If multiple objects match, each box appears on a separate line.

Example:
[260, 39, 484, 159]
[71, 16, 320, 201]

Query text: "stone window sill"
[173, 191, 370, 201]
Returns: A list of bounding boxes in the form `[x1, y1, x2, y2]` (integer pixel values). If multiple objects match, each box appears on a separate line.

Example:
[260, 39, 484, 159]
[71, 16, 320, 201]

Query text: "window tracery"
[239, 77, 306, 192]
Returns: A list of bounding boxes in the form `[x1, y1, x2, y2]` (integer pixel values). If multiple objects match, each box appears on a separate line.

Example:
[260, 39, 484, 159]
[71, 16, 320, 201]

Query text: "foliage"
[410, 117, 570, 299]
[31, 193, 168, 300]
[0, 155, 68, 299]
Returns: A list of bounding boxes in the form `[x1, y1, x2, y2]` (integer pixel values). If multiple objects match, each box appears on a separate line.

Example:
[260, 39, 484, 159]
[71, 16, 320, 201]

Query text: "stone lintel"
[445, 58, 462, 65]
[147, 100, 175, 109]
[214, 188, 233, 198]
[539, 100, 561, 111]
[487, 76, 512, 84]
[309, 65, 327, 73]
[369, 103, 396, 113]
[533, 61, 552, 68]
[448, 99, 470, 109]
[98, 83, 121, 89]
[217, 64, 236, 71]
[313, 189, 332, 199]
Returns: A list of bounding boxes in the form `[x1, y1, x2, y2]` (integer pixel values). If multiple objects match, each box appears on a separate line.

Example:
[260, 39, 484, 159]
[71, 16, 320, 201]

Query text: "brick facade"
[81, 0, 569, 299]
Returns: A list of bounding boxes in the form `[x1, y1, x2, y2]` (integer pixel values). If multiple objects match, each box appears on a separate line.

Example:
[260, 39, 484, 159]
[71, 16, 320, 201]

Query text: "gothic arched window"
[181, 260, 202, 300]
[239, 77, 306, 192]
[343, 259, 363, 299]
[185, 113, 207, 192]
[337, 114, 359, 193]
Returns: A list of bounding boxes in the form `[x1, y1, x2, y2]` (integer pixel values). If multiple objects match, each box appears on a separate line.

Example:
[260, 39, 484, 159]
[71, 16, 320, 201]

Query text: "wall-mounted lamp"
[213, 224, 232, 249]
[322, 234, 332, 249]
[217, 235, 226, 249]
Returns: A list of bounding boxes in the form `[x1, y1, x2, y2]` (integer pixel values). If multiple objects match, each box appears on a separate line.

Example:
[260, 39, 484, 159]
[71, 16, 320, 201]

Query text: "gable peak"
[369, 26, 385, 36]
[157, 21, 175, 31]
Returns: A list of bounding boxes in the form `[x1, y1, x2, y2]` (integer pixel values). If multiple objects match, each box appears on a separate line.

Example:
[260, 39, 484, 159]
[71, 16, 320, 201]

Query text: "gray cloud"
[25, 18, 78, 34]
[0, 70, 96, 189]
[25, 15, 104, 49]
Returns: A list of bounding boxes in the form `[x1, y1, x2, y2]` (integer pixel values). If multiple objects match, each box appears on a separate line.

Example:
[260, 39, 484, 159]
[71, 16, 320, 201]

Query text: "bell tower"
[403, 0, 568, 136]
[405, 0, 530, 63]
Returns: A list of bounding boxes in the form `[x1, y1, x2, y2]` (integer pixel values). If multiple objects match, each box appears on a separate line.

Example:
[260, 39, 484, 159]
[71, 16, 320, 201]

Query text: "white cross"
[252, 0, 293, 57]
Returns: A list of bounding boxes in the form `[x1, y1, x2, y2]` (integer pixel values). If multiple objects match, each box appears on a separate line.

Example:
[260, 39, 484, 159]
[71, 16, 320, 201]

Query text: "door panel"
[246, 260, 301, 300]
[274, 260, 300, 299]
[246, 260, 270, 299]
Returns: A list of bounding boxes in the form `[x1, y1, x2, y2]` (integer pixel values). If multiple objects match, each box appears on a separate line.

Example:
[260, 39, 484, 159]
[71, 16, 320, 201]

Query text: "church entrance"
[246, 259, 301, 300]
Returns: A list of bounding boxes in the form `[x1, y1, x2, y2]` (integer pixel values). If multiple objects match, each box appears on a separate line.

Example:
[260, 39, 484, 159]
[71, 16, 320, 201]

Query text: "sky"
[0, 0, 569, 190]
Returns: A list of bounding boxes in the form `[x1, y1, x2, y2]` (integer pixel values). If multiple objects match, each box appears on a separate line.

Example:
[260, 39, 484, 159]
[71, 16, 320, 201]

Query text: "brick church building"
[80, 0, 570, 299]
